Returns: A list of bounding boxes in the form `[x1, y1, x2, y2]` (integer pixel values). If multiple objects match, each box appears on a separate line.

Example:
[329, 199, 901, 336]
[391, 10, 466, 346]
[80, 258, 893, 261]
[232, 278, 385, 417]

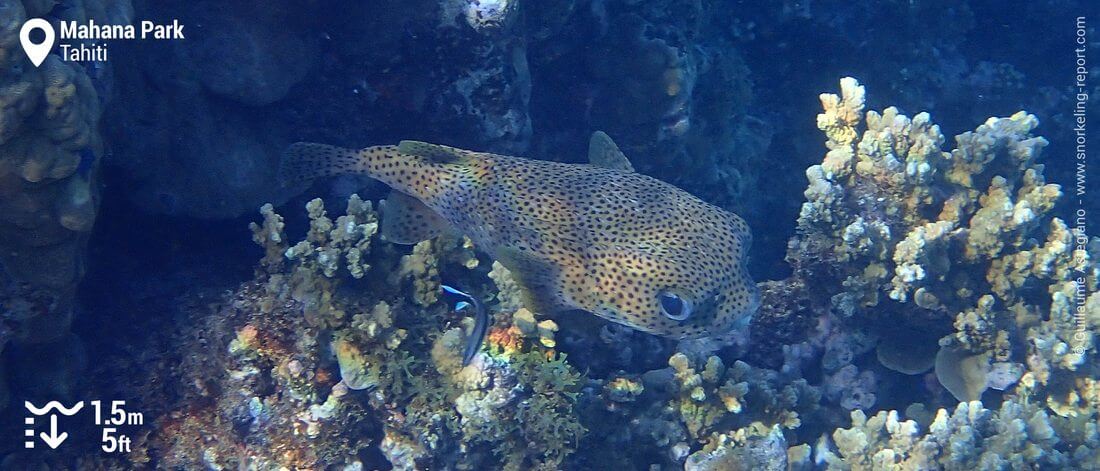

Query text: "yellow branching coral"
[249, 203, 287, 272]
[285, 195, 378, 279]
[395, 239, 442, 307]
[604, 376, 644, 403]
[251, 196, 381, 327]
[668, 353, 815, 440]
[489, 261, 524, 313]
[793, 77, 1099, 409]
[817, 76, 865, 151]
[820, 400, 1097, 469]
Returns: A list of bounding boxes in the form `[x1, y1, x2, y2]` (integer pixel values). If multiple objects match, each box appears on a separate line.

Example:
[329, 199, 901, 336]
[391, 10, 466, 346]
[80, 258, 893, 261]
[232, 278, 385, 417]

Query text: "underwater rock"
[581, 2, 764, 216]
[0, 46, 102, 336]
[102, 1, 321, 218]
[182, 5, 318, 106]
[6, 331, 87, 400]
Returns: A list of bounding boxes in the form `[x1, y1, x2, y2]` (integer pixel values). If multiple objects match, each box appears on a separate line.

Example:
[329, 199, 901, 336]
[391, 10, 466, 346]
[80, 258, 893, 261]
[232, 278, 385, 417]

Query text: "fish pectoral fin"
[397, 140, 473, 164]
[588, 131, 634, 172]
[380, 191, 451, 244]
[494, 247, 569, 314]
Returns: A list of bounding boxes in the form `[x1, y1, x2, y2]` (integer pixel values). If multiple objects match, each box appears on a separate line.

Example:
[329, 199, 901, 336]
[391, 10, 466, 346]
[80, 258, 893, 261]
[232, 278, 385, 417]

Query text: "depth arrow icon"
[40, 415, 68, 449]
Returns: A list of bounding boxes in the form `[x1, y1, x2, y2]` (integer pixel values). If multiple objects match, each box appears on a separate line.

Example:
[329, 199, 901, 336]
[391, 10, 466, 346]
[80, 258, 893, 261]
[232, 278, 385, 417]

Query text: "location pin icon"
[19, 19, 55, 68]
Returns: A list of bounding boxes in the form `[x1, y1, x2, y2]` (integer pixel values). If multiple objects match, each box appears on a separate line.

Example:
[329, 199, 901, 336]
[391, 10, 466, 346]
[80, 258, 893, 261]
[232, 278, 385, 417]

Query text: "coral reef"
[0, 0, 130, 404]
[133, 79, 1092, 470]
[819, 400, 1098, 470]
[666, 352, 817, 440]
[684, 425, 790, 471]
[0, 0, 1093, 466]
[140, 195, 586, 469]
[776, 77, 1099, 468]
[791, 77, 1098, 407]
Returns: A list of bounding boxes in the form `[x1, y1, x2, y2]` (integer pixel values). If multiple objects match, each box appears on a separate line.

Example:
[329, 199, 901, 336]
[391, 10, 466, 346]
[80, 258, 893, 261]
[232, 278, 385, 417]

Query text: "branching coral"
[790, 77, 1099, 411]
[433, 313, 585, 470]
[667, 353, 819, 441]
[250, 196, 380, 328]
[393, 239, 443, 307]
[820, 399, 1098, 470]
[155, 194, 588, 469]
[284, 195, 378, 280]
[333, 310, 401, 393]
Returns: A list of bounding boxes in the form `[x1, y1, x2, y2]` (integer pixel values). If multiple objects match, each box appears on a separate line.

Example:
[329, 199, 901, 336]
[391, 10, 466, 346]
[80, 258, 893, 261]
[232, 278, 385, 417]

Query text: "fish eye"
[658, 292, 692, 321]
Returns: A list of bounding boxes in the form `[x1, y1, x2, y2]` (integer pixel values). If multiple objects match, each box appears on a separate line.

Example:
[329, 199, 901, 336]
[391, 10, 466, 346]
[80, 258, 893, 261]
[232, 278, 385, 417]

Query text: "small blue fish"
[441, 284, 489, 366]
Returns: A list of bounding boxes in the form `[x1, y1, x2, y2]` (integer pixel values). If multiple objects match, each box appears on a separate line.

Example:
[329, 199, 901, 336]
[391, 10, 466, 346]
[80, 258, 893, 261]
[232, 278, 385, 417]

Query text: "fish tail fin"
[279, 142, 373, 183]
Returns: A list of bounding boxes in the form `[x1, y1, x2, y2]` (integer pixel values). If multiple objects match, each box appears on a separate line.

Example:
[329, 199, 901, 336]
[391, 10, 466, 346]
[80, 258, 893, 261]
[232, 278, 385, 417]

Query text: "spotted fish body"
[281, 133, 759, 339]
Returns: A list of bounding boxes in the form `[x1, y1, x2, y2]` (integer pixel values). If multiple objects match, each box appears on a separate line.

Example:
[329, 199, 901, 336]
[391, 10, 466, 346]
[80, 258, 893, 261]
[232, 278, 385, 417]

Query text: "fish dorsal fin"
[380, 191, 451, 244]
[588, 131, 634, 172]
[397, 140, 473, 164]
[494, 247, 569, 314]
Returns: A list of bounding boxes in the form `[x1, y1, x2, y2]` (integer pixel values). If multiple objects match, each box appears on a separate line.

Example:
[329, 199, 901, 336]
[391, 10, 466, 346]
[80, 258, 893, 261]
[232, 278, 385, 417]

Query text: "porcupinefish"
[280, 132, 759, 345]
